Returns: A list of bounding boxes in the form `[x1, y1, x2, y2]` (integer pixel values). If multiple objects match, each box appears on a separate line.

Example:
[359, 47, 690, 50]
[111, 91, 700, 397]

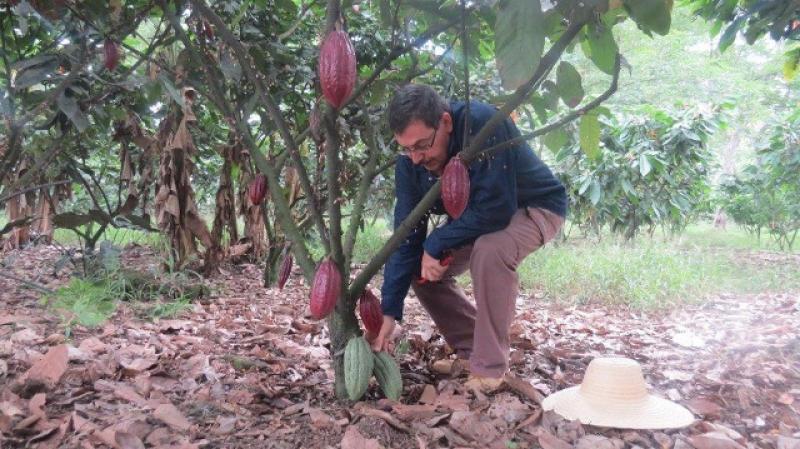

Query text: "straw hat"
[542, 357, 695, 429]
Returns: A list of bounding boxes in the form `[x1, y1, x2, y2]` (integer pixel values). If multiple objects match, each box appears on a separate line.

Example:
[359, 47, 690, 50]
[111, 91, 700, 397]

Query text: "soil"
[0, 244, 798, 449]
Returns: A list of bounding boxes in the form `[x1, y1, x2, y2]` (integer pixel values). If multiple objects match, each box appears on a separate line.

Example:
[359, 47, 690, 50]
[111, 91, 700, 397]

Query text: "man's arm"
[424, 118, 520, 259]
[380, 156, 426, 321]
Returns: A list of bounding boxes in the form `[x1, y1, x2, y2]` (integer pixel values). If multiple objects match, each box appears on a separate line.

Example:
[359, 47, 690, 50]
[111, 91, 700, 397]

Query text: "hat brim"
[542, 386, 695, 430]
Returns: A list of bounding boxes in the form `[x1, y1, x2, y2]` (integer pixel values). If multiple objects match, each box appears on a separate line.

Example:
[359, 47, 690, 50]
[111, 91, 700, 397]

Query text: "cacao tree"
[0, 0, 681, 400]
[554, 106, 718, 240]
[683, 0, 800, 81]
[717, 110, 800, 250]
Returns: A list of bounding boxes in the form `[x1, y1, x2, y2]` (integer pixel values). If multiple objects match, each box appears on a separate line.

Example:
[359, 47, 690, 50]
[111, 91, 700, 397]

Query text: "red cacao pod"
[277, 251, 293, 290]
[358, 288, 382, 335]
[104, 39, 119, 71]
[441, 156, 470, 219]
[248, 174, 267, 205]
[318, 30, 356, 109]
[309, 257, 341, 320]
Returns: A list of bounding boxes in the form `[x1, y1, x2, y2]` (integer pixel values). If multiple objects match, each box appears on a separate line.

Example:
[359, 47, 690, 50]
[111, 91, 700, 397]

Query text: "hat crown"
[579, 357, 649, 404]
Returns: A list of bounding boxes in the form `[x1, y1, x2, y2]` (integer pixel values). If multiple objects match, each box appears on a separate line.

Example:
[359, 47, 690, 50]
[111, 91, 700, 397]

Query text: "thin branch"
[0, 180, 71, 204]
[481, 54, 621, 157]
[190, 0, 331, 257]
[349, 17, 590, 297]
[344, 17, 460, 110]
[278, 0, 318, 42]
[0, 270, 55, 294]
[343, 104, 381, 272]
[165, 1, 317, 281]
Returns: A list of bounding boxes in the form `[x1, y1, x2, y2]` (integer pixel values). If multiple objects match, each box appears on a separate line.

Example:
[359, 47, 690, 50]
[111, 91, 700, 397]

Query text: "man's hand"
[366, 315, 398, 352]
[421, 250, 448, 282]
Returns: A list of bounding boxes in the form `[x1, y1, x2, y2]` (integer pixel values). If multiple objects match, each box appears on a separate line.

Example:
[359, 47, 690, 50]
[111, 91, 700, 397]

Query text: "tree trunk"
[211, 143, 238, 251]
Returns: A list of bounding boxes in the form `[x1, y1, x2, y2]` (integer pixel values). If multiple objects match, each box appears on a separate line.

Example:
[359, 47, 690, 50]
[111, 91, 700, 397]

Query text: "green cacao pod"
[372, 351, 402, 400]
[344, 336, 374, 401]
[441, 155, 470, 219]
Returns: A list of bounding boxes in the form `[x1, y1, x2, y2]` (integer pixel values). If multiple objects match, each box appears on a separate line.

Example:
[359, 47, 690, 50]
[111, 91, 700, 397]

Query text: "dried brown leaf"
[22, 344, 68, 388]
[341, 426, 385, 449]
[689, 432, 746, 449]
[152, 403, 191, 431]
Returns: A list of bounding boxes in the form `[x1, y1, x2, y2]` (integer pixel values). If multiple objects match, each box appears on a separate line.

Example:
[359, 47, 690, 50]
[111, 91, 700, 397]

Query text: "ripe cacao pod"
[248, 174, 267, 205]
[277, 251, 293, 290]
[358, 289, 382, 336]
[372, 351, 402, 400]
[344, 336, 374, 401]
[104, 39, 120, 71]
[441, 155, 470, 219]
[309, 257, 341, 320]
[318, 30, 356, 109]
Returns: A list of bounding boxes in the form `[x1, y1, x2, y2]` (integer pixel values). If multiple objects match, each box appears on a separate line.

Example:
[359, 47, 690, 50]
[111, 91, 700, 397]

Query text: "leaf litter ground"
[0, 245, 798, 449]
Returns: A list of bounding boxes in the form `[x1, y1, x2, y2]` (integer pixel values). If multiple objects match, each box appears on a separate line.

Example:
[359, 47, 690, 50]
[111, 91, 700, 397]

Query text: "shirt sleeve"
[380, 156, 427, 321]
[423, 119, 520, 259]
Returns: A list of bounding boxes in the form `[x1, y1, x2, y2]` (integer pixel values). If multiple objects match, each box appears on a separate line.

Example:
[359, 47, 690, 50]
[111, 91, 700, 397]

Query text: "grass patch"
[44, 277, 120, 335]
[53, 226, 160, 248]
[519, 234, 800, 308]
[352, 219, 392, 265]
[677, 222, 799, 253]
[519, 240, 720, 308]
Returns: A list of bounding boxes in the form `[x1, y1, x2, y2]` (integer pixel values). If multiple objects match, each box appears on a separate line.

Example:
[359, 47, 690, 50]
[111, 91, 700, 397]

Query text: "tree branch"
[481, 54, 621, 157]
[343, 104, 381, 271]
[0, 180, 71, 205]
[349, 17, 590, 298]
[190, 0, 331, 258]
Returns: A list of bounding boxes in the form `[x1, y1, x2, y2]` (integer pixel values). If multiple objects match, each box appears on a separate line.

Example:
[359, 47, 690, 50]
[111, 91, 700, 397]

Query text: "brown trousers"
[412, 207, 564, 377]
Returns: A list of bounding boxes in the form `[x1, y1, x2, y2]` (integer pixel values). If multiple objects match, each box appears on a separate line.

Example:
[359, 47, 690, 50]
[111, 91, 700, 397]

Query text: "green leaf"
[783, 46, 800, 81]
[718, 16, 744, 52]
[579, 110, 601, 160]
[639, 154, 652, 176]
[556, 61, 584, 108]
[56, 91, 89, 132]
[581, 22, 618, 75]
[542, 128, 569, 152]
[623, 0, 672, 36]
[589, 182, 603, 206]
[495, 0, 545, 90]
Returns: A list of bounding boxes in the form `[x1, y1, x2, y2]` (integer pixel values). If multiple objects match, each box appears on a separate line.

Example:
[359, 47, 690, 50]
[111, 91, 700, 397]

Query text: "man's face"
[395, 112, 452, 175]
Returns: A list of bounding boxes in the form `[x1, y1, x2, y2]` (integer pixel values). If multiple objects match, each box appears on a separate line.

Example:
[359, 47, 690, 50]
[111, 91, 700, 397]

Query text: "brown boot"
[464, 374, 505, 393]
[431, 358, 470, 377]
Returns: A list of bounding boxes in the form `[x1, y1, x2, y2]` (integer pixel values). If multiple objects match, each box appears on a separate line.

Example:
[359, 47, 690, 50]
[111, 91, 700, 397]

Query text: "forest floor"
[0, 244, 798, 449]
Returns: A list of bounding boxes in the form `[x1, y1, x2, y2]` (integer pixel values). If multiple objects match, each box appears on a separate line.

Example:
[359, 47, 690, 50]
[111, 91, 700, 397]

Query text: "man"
[369, 84, 566, 390]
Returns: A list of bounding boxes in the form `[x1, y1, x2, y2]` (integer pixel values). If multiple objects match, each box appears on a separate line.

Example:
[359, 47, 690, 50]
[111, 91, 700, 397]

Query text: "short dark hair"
[387, 84, 450, 134]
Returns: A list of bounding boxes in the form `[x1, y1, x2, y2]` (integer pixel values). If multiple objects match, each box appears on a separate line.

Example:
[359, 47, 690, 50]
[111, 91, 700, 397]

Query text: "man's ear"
[441, 111, 453, 133]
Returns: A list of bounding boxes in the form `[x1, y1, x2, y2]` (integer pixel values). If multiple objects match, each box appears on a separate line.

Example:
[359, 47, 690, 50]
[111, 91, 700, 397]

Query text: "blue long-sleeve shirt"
[380, 100, 567, 321]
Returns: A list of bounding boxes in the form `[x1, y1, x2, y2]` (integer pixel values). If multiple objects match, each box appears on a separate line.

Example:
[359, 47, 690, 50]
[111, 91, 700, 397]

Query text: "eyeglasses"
[398, 126, 438, 155]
